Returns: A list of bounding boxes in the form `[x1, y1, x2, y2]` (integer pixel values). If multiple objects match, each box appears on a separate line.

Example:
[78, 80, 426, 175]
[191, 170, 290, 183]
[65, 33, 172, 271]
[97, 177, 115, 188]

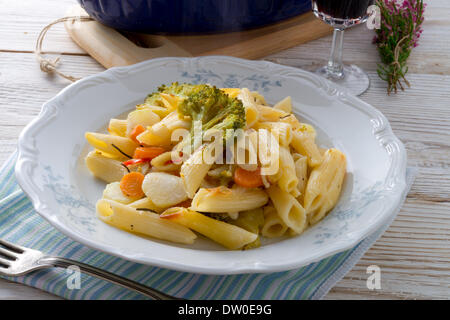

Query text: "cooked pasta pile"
[84, 83, 346, 250]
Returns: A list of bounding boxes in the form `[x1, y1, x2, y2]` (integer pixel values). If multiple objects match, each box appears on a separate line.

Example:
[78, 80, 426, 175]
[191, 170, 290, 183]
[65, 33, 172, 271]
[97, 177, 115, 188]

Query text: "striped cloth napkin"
[0, 152, 415, 300]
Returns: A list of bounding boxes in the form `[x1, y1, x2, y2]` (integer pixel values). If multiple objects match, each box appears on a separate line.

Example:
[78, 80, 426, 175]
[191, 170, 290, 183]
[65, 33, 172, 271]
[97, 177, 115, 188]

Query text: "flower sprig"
[373, 0, 425, 94]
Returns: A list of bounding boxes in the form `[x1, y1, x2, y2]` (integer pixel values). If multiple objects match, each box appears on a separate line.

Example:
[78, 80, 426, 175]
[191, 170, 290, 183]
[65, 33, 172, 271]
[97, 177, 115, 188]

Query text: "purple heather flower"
[374, 0, 425, 93]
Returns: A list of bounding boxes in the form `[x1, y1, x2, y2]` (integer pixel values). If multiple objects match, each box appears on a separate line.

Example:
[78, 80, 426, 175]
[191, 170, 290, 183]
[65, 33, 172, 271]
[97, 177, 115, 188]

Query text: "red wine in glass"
[311, 0, 375, 95]
[314, 0, 375, 20]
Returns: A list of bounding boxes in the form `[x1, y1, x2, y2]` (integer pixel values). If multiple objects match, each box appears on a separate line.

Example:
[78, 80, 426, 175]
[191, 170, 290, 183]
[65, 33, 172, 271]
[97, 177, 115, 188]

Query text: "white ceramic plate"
[15, 56, 407, 274]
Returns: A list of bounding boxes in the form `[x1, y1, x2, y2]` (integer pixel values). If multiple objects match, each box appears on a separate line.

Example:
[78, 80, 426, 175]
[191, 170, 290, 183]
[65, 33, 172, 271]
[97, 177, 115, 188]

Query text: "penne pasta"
[290, 130, 323, 167]
[97, 199, 196, 244]
[267, 169, 282, 184]
[160, 93, 182, 112]
[237, 88, 259, 128]
[160, 207, 257, 249]
[128, 197, 164, 213]
[136, 104, 171, 118]
[290, 188, 301, 198]
[293, 154, 308, 197]
[251, 91, 267, 105]
[257, 129, 280, 176]
[256, 105, 289, 122]
[255, 122, 292, 146]
[221, 88, 241, 98]
[137, 111, 191, 146]
[233, 130, 259, 171]
[279, 114, 301, 131]
[299, 123, 317, 140]
[261, 205, 288, 238]
[180, 145, 213, 198]
[277, 146, 299, 193]
[267, 184, 307, 234]
[151, 151, 181, 172]
[191, 186, 269, 213]
[85, 132, 138, 159]
[273, 96, 292, 113]
[304, 148, 346, 225]
[108, 119, 127, 137]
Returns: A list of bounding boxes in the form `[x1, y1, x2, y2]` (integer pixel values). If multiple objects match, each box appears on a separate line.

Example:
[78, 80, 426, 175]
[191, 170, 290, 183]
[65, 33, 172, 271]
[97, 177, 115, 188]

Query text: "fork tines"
[0, 239, 24, 269]
[0, 239, 24, 253]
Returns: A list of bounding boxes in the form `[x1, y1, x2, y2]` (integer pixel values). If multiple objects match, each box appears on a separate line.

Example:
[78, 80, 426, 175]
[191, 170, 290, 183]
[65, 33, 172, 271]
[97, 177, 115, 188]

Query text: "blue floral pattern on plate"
[43, 166, 96, 233]
[313, 182, 390, 245]
[181, 70, 282, 92]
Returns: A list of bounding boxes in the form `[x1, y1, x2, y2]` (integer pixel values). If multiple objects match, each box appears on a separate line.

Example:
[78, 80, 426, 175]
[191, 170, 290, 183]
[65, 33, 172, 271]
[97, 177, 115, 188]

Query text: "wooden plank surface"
[0, 0, 449, 300]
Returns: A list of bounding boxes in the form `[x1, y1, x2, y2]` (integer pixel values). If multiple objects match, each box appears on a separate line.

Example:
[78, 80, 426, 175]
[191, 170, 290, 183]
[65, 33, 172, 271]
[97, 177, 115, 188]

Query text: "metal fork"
[0, 238, 180, 300]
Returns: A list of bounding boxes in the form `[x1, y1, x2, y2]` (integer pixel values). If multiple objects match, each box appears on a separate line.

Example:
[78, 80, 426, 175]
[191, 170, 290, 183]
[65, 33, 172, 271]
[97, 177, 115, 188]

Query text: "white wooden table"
[0, 0, 448, 300]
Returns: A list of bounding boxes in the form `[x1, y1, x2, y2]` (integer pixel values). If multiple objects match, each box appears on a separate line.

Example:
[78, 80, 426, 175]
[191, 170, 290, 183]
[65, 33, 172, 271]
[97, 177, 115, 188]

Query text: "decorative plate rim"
[15, 56, 408, 274]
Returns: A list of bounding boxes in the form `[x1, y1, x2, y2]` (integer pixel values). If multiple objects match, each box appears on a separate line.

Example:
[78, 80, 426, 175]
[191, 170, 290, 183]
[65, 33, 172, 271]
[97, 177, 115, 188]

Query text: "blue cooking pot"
[77, 0, 312, 34]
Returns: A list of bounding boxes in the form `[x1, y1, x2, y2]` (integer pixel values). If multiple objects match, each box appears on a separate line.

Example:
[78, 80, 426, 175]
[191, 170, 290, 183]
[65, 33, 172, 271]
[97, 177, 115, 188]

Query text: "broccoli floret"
[144, 90, 164, 106]
[145, 82, 245, 144]
[144, 82, 205, 106]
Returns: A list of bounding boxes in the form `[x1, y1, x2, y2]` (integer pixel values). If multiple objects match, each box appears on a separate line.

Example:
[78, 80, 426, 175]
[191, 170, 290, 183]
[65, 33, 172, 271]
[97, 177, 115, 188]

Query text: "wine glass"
[312, 0, 375, 96]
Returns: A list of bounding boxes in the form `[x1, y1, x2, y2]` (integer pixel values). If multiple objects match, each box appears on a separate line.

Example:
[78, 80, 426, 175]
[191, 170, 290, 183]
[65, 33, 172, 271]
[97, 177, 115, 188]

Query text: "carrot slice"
[119, 172, 145, 198]
[133, 147, 166, 160]
[233, 167, 264, 188]
[122, 158, 150, 166]
[129, 125, 146, 144]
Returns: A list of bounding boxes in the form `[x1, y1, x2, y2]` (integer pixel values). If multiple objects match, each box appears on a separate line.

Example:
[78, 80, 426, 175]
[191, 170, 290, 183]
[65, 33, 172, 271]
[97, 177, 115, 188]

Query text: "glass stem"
[327, 28, 345, 79]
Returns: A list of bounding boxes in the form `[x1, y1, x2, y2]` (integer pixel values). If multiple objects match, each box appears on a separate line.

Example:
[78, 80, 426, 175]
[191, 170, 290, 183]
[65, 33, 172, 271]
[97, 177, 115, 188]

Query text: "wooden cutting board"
[65, 5, 332, 69]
